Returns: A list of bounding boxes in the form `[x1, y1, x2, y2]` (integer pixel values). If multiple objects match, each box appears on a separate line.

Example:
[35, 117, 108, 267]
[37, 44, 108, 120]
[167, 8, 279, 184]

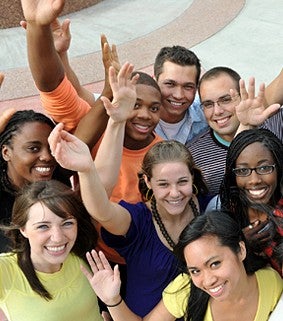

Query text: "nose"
[202, 270, 218, 288]
[172, 86, 184, 99]
[137, 106, 151, 119]
[213, 103, 224, 115]
[39, 147, 53, 162]
[50, 226, 64, 243]
[169, 185, 180, 198]
[248, 170, 263, 184]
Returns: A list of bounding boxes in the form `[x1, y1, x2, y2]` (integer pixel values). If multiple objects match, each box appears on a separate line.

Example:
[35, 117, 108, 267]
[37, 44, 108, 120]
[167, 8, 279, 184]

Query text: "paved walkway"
[0, 0, 282, 112]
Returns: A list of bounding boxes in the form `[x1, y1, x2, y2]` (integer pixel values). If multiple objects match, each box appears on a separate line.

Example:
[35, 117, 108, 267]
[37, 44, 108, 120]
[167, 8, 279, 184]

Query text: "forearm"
[26, 22, 64, 92]
[107, 300, 142, 321]
[78, 164, 130, 235]
[59, 51, 96, 107]
[74, 99, 109, 149]
[95, 118, 126, 196]
[265, 68, 283, 106]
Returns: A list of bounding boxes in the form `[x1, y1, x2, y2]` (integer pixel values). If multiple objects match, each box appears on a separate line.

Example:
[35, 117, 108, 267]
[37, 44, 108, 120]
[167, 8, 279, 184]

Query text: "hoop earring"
[193, 184, 198, 196]
[145, 188, 153, 201]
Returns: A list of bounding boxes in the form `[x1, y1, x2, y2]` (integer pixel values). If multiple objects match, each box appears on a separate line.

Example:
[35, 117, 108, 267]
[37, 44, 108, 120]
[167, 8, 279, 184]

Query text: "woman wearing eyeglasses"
[220, 128, 283, 276]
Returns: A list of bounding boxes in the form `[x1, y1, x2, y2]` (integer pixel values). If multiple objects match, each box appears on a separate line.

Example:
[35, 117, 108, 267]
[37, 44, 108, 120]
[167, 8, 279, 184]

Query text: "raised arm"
[265, 68, 283, 106]
[50, 18, 97, 107]
[48, 62, 137, 234]
[48, 123, 130, 235]
[81, 250, 176, 321]
[234, 77, 280, 135]
[74, 35, 121, 149]
[21, 0, 65, 91]
[94, 62, 138, 196]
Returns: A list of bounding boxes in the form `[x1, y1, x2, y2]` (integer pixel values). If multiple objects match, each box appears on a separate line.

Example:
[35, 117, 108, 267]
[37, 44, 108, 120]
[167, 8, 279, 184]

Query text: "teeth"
[170, 101, 183, 107]
[215, 117, 229, 124]
[135, 124, 149, 130]
[209, 284, 223, 293]
[248, 188, 266, 196]
[167, 200, 182, 205]
[46, 245, 65, 252]
[35, 167, 51, 173]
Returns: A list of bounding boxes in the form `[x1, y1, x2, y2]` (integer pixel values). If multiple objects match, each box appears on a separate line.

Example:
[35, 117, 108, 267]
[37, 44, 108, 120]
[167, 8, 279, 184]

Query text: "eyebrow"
[202, 93, 231, 102]
[236, 159, 272, 166]
[162, 79, 196, 86]
[187, 255, 218, 269]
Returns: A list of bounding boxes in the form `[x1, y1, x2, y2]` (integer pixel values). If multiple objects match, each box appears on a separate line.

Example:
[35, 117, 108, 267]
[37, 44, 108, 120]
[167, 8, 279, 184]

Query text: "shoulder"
[256, 267, 283, 293]
[162, 273, 190, 318]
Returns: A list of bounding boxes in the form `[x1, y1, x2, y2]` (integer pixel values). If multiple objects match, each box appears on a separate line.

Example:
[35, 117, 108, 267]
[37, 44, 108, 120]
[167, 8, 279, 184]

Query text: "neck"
[160, 109, 186, 123]
[124, 133, 155, 150]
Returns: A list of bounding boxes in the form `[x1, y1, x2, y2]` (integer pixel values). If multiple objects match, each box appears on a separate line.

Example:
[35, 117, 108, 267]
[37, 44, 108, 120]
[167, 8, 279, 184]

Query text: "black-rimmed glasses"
[232, 164, 276, 177]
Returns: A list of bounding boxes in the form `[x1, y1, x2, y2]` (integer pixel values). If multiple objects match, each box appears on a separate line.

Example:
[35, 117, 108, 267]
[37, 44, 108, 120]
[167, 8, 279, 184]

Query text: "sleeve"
[162, 273, 190, 318]
[39, 75, 91, 132]
[101, 201, 152, 258]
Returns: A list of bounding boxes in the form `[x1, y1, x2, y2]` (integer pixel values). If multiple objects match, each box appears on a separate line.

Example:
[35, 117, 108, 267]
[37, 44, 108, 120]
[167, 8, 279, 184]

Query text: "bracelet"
[105, 296, 123, 308]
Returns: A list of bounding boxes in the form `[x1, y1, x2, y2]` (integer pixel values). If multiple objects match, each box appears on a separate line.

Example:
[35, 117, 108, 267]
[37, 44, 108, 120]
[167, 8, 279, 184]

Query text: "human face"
[125, 84, 161, 149]
[235, 142, 277, 204]
[146, 161, 193, 217]
[2, 122, 57, 188]
[199, 74, 240, 142]
[157, 61, 198, 123]
[185, 235, 246, 301]
[20, 202, 77, 273]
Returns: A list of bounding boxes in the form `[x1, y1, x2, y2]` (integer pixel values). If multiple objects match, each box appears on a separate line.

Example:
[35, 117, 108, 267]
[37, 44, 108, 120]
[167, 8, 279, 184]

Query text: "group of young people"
[0, 0, 282, 320]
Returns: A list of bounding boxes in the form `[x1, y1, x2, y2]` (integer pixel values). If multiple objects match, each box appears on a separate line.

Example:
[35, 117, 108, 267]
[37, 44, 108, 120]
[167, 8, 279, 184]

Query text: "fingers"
[0, 72, 4, 87]
[247, 77, 255, 100]
[239, 79, 248, 100]
[48, 122, 64, 154]
[98, 251, 113, 270]
[85, 250, 113, 274]
[20, 20, 27, 30]
[0, 108, 16, 133]
[61, 18, 71, 36]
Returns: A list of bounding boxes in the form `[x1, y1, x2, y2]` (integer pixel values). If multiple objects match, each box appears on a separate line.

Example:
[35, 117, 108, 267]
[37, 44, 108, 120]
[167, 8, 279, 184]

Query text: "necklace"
[150, 197, 199, 248]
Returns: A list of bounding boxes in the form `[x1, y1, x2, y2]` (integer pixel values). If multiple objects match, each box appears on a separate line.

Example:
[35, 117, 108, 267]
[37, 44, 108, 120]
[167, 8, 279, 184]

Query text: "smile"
[214, 116, 230, 126]
[45, 245, 66, 252]
[208, 283, 224, 294]
[34, 166, 52, 173]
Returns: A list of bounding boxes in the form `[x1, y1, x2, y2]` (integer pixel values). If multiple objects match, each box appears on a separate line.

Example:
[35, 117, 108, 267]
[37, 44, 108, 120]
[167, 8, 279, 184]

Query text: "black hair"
[0, 110, 55, 194]
[174, 210, 267, 321]
[220, 128, 283, 228]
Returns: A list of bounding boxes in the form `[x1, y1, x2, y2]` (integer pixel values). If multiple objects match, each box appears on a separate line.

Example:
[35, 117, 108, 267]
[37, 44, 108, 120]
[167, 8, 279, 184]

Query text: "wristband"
[105, 297, 123, 308]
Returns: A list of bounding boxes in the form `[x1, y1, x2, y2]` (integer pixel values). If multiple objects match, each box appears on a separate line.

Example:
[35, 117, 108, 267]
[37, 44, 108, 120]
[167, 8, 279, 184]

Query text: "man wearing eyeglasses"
[187, 66, 283, 196]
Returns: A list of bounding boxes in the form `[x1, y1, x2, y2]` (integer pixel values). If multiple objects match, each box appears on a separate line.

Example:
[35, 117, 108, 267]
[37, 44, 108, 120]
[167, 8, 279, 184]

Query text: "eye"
[219, 96, 233, 104]
[158, 182, 169, 188]
[134, 102, 141, 109]
[233, 167, 250, 176]
[27, 145, 40, 153]
[188, 268, 200, 275]
[257, 165, 274, 174]
[164, 81, 175, 87]
[201, 101, 214, 109]
[178, 179, 189, 186]
[184, 84, 196, 91]
[210, 261, 221, 269]
[63, 219, 76, 227]
[36, 224, 49, 230]
[149, 105, 160, 113]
